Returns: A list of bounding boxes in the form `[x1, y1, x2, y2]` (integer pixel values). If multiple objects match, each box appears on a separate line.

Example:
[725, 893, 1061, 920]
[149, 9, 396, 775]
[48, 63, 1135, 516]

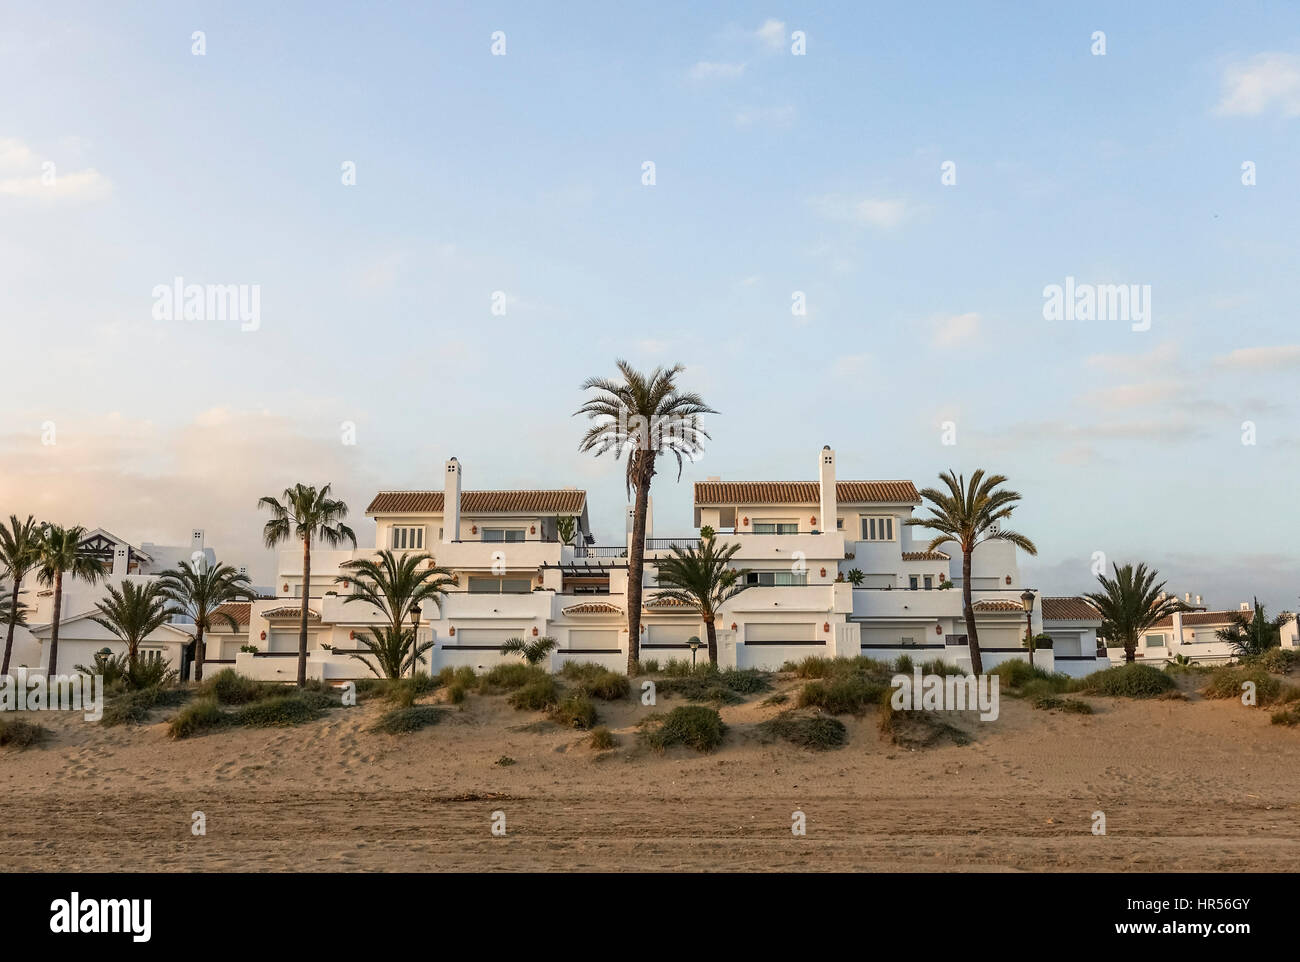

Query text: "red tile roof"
[1149, 609, 1250, 629]
[694, 480, 920, 505]
[1042, 597, 1101, 622]
[210, 602, 252, 627]
[561, 602, 624, 616]
[972, 599, 1024, 612]
[902, 550, 950, 561]
[262, 605, 320, 620]
[367, 489, 587, 515]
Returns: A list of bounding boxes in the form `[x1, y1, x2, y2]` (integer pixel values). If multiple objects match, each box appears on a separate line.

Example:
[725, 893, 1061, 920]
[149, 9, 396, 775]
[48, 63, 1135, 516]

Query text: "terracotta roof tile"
[902, 550, 950, 561]
[972, 599, 1024, 612]
[1042, 597, 1101, 622]
[1149, 609, 1250, 629]
[644, 596, 698, 611]
[561, 602, 624, 616]
[210, 602, 251, 627]
[262, 605, 320, 620]
[694, 480, 920, 506]
[367, 489, 586, 515]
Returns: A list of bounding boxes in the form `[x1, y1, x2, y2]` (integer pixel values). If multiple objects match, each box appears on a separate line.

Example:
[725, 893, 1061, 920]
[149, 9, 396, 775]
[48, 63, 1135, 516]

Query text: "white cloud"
[932, 312, 981, 348]
[755, 19, 786, 50]
[1215, 52, 1300, 117]
[810, 194, 911, 229]
[689, 60, 745, 80]
[1084, 341, 1181, 376]
[1213, 344, 1300, 370]
[0, 137, 111, 201]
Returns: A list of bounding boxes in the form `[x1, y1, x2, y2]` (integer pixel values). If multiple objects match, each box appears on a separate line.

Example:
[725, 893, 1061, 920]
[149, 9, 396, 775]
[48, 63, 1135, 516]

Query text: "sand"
[1, 673, 1297, 872]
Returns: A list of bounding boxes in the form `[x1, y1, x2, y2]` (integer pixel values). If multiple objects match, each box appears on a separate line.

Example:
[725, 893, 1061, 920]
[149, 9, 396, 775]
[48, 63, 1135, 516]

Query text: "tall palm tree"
[0, 515, 41, 675]
[157, 558, 254, 682]
[338, 549, 454, 678]
[1083, 562, 1187, 664]
[1216, 597, 1293, 660]
[91, 580, 176, 668]
[34, 524, 106, 676]
[906, 470, 1037, 674]
[0, 585, 28, 636]
[576, 360, 716, 674]
[651, 526, 749, 665]
[259, 484, 357, 687]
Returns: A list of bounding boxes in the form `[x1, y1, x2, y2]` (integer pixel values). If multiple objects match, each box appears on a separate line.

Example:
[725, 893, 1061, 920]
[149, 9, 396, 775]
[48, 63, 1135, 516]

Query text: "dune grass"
[1070, 663, 1175, 698]
[234, 694, 323, 727]
[641, 705, 726, 753]
[548, 693, 598, 730]
[588, 725, 617, 750]
[372, 705, 446, 734]
[559, 662, 631, 700]
[0, 718, 48, 749]
[757, 711, 847, 751]
[100, 686, 190, 727]
[1201, 666, 1300, 708]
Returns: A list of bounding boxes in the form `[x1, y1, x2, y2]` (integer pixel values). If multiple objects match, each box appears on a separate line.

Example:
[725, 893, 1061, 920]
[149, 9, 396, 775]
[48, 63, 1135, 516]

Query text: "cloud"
[755, 19, 786, 50]
[0, 137, 111, 201]
[810, 194, 910, 229]
[734, 104, 796, 128]
[1212, 344, 1300, 371]
[689, 60, 745, 80]
[1084, 341, 1181, 377]
[932, 312, 981, 348]
[1215, 52, 1300, 117]
[1077, 380, 1185, 411]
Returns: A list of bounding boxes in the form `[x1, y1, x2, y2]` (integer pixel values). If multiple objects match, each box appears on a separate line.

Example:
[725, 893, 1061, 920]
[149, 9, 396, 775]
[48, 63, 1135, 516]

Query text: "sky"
[1, 1, 1298, 609]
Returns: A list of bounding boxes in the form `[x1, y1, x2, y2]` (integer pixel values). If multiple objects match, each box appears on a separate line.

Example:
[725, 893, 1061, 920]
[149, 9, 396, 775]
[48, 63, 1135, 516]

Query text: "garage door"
[569, 629, 618, 651]
[745, 622, 816, 643]
[268, 630, 298, 653]
[645, 624, 697, 647]
[453, 627, 527, 648]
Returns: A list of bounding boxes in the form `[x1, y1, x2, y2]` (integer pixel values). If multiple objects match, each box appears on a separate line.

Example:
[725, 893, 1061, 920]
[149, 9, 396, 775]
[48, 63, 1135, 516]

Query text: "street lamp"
[1020, 590, 1036, 668]
[409, 604, 421, 678]
[687, 636, 702, 668]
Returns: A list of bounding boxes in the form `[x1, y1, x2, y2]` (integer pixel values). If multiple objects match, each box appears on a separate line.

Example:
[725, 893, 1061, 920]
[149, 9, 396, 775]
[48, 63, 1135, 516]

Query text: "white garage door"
[569, 629, 619, 651]
[646, 624, 696, 646]
[453, 627, 527, 647]
[746, 622, 816, 643]
[268, 630, 298, 653]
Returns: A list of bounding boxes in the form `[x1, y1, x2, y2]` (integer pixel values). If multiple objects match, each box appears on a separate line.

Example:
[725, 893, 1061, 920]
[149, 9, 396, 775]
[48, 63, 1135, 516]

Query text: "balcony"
[436, 590, 553, 621]
[435, 538, 563, 572]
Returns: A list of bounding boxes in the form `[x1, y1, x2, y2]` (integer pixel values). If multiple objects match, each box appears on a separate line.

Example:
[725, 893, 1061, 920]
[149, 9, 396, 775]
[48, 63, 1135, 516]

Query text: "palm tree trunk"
[2, 575, 21, 675]
[962, 548, 982, 674]
[704, 616, 718, 665]
[1125, 638, 1136, 664]
[49, 569, 63, 676]
[625, 463, 653, 675]
[298, 539, 311, 687]
[194, 622, 206, 683]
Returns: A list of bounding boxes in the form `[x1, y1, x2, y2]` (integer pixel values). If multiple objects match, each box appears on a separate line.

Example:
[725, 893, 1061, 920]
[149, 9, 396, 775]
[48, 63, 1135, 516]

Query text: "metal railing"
[645, 538, 701, 551]
[573, 545, 627, 558]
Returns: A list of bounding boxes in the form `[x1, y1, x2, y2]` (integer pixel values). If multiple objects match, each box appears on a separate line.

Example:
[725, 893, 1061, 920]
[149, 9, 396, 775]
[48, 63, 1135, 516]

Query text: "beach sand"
[1, 674, 1297, 872]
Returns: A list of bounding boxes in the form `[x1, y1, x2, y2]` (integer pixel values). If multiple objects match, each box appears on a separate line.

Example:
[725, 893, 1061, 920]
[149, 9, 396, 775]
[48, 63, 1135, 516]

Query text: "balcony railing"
[645, 538, 700, 551]
[573, 545, 627, 558]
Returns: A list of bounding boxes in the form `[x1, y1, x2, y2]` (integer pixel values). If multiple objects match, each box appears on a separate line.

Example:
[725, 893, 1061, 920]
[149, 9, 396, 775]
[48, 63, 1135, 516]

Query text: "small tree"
[91, 580, 176, 674]
[1084, 563, 1188, 664]
[157, 558, 253, 682]
[34, 524, 107, 676]
[650, 528, 750, 665]
[1216, 598, 1293, 660]
[501, 636, 558, 666]
[338, 550, 455, 678]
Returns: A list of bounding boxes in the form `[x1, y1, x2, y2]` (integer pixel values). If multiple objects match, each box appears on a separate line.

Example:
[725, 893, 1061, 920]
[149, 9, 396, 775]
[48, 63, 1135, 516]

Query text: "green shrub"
[1030, 694, 1094, 714]
[100, 686, 190, 727]
[235, 694, 322, 727]
[167, 698, 228, 739]
[507, 676, 560, 711]
[894, 654, 914, 673]
[496, 755, 516, 766]
[549, 693, 598, 729]
[642, 705, 726, 753]
[480, 662, 549, 693]
[436, 665, 478, 688]
[1201, 667, 1300, 707]
[639, 659, 660, 674]
[1071, 663, 1176, 698]
[198, 669, 267, 705]
[0, 719, 48, 748]
[877, 697, 970, 748]
[1250, 648, 1298, 675]
[372, 706, 445, 734]
[560, 662, 630, 700]
[1271, 707, 1300, 726]
[990, 660, 1070, 692]
[588, 726, 617, 750]
[659, 659, 714, 678]
[717, 667, 771, 694]
[920, 659, 966, 677]
[785, 655, 891, 680]
[758, 712, 846, 751]
[797, 676, 889, 715]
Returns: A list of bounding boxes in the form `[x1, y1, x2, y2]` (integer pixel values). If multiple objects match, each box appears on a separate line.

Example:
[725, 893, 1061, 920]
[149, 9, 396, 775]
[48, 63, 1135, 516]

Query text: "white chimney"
[191, 529, 205, 552]
[1240, 602, 1250, 611]
[1184, 592, 1191, 604]
[1195, 594, 1202, 606]
[443, 457, 462, 544]
[818, 446, 836, 534]
[625, 496, 653, 545]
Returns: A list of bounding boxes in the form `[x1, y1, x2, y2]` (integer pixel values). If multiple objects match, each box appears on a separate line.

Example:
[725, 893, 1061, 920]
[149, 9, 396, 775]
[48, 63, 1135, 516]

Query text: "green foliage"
[990, 660, 1070, 692]
[507, 676, 560, 711]
[920, 659, 966, 677]
[1245, 646, 1298, 675]
[1071, 663, 1176, 698]
[758, 712, 847, 750]
[234, 694, 322, 727]
[549, 693, 598, 729]
[0, 718, 48, 748]
[845, 568, 865, 586]
[481, 662, 550, 692]
[642, 705, 726, 753]
[1201, 667, 1300, 707]
[877, 699, 970, 748]
[1216, 599, 1294, 659]
[372, 705, 445, 734]
[100, 686, 189, 726]
[1084, 562, 1187, 660]
[797, 675, 890, 715]
[167, 698, 228, 739]
[783, 655, 891, 680]
[588, 726, 617, 750]
[1030, 694, 1094, 714]
[559, 662, 631, 700]
[1271, 707, 1300, 727]
[894, 654, 914, 673]
[639, 659, 660, 674]
[198, 668, 267, 705]
[500, 636, 559, 666]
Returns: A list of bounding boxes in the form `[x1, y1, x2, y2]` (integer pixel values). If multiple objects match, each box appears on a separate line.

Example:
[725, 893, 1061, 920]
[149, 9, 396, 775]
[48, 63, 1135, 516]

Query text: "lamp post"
[409, 604, 421, 678]
[687, 636, 702, 668]
[1020, 589, 1036, 668]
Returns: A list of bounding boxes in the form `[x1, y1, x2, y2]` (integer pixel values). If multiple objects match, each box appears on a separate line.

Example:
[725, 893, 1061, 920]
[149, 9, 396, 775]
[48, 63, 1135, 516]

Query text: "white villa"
[1121, 598, 1292, 667]
[210, 447, 1116, 682]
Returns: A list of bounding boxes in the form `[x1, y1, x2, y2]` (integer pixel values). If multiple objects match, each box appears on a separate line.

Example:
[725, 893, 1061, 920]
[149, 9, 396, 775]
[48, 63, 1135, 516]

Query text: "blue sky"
[2, 2, 1298, 608]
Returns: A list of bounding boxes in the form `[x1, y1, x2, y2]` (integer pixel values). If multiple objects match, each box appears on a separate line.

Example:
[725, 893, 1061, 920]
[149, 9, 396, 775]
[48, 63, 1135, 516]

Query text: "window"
[909, 575, 919, 590]
[468, 576, 532, 593]
[836, 518, 844, 530]
[391, 525, 424, 550]
[1146, 633, 1166, 648]
[923, 575, 933, 590]
[860, 516, 895, 541]
[744, 570, 808, 587]
[752, 520, 798, 535]
[900, 636, 915, 647]
[483, 528, 525, 542]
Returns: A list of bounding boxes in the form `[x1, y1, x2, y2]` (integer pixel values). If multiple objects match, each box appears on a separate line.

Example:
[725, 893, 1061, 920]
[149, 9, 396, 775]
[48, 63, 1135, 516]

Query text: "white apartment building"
[1121, 597, 1299, 666]
[222, 447, 1112, 681]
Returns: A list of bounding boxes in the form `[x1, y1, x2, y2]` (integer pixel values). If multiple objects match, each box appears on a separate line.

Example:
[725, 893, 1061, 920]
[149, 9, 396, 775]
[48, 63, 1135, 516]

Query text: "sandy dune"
[1, 674, 1297, 872]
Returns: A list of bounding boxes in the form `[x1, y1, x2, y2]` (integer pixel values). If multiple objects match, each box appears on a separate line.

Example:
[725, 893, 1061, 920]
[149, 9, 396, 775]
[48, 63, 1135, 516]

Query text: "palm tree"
[157, 558, 253, 682]
[1216, 597, 1293, 660]
[650, 526, 750, 665]
[34, 524, 106, 676]
[1083, 562, 1187, 664]
[91, 580, 176, 669]
[906, 470, 1037, 674]
[0, 515, 41, 675]
[500, 636, 558, 666]
[0, 585, 28, 635]
[337, 549, 455, 678]
[259, 484, 357, 686]
[576, 360, 716, 674]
